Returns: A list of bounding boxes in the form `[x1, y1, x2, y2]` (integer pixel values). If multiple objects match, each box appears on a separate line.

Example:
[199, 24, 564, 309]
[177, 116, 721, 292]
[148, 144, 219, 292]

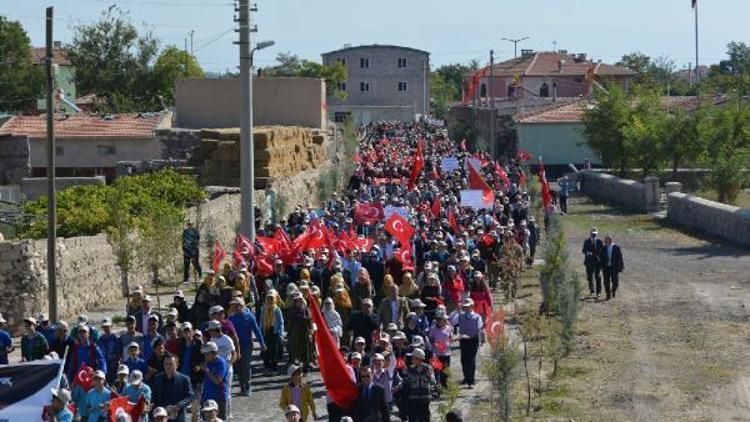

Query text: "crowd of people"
[0, 120, 544, 422]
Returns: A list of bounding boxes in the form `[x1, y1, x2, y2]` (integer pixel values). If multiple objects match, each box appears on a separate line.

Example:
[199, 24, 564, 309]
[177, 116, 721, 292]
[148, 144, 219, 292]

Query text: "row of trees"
[582, 84, 750, 203]
[261, 52, 347, 99]
[0, 7, 204, 114]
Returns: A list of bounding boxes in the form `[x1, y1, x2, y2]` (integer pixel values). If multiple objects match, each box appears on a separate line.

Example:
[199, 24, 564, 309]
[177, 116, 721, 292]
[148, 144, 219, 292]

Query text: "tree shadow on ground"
[654, 219, 750, 258]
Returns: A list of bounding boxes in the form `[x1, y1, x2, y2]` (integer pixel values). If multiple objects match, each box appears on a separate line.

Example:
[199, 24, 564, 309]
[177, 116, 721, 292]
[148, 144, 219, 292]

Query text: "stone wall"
[667, 192, 750, 248]
[580, 171, 660, 212]
[0, 134, 30, 185]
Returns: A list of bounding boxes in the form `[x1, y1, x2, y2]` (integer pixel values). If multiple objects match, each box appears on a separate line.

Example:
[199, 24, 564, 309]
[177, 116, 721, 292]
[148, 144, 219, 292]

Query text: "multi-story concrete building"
[322, 44, 430, 124]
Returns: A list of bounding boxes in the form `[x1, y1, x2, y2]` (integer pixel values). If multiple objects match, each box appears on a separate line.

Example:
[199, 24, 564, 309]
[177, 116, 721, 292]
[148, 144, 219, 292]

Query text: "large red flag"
[538, 157, 553, 208]
[431, 196, 441, 218]
[447, 208, 459, 234]
[212, 240, 226, 272]
[384, 214, 415, 247]
[306, 290, 358, 409]
[254, 254, 275, 277]
[408, 146, 425, 190]
[256, 236, 280, 256]
[467, 161, 495, 205]
[354, 202, 385, 225]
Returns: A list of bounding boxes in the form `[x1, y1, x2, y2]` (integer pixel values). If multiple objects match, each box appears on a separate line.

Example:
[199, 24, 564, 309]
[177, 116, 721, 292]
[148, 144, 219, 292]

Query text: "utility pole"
[489, 49, 495, 158]
[693, 0, 699, 85]
[184, 35, 188, 73]
[190, 30, 194, 56]
[45, 6, 57, 322]
[553, 40, 557, 52]
[422, 59, 427, 117]
[688, 62, 693, 87]
[238, 0, 256, 240]
[502, 36, 530, 59]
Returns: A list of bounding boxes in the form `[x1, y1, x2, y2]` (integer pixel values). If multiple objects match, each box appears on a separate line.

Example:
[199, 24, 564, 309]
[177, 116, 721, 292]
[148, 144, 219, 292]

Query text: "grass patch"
[546, 385, 570, 398]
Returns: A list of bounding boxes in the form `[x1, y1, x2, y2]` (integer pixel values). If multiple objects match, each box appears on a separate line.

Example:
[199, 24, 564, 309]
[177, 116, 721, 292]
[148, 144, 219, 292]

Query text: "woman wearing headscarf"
[420, 273, 443, 319]
[333, 286, 353, 347]
[192, 272, 216, 326]
[442, 265, 465, 313]
[287, 294, 313, 371]
[468, 271, 493, 320]
[351, 268, 374, 310]
[322, 298, 343, 347]
[261, 290, 285, 374]
[380, 274, 396, 299]
[398, 272, 419, 299]
[126, 287, 144, 316]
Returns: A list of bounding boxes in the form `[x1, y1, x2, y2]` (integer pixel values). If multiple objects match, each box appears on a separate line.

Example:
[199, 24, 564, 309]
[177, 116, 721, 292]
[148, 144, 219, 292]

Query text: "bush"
[18, 169, 206, 239]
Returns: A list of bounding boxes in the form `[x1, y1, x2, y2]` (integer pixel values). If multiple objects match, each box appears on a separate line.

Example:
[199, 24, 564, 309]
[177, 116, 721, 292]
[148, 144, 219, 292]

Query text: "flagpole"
[694, 0, 700, 91]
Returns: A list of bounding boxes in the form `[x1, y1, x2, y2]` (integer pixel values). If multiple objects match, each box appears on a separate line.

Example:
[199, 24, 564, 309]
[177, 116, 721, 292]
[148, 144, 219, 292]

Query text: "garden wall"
[667, 192, 750, 248]
[580, 171, 660, 213]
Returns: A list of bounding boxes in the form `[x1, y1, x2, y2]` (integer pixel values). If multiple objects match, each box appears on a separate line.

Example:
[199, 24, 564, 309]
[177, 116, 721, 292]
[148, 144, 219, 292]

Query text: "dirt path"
[553, 197, 750, 421]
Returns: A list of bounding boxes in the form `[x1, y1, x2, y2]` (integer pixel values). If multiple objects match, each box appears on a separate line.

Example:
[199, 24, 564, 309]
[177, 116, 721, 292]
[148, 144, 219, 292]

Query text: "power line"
[82, 0, 233, 7]
[193, 28, 234, 52]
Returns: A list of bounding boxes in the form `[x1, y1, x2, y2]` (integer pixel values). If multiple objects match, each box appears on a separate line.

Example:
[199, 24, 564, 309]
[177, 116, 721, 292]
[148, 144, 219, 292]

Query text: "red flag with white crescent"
[354, 202, 385, 225]
[384, 214, 415, 247]
[73, 364, 94, 392]
[467, 160, 495, 205]
[485, 308, 506, 347]
[394, 247, 414, 271]
[408, 146, 425, 191]
[212, 240, 226, 273]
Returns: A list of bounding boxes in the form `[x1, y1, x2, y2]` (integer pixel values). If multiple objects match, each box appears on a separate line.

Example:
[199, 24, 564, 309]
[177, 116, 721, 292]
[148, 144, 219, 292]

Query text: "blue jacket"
[228, 309, 265, 349]
[64, 341, 107, 381]
[260, 306, 285, 336]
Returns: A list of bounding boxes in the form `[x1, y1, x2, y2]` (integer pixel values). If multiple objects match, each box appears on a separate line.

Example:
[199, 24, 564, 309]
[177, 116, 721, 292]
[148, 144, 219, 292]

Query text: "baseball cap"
[201, 342, 219, 353]
[350, 352, 362, 361]
[409, 348, 426, 360]
[129, 370, 143, 385]
[127, 342, 140, 350]
[354, 336, 366, 344]
[285, 404, 301, 416]
[287, 364, 302, 377]
[207, 320, 222, 331]
[101, 318, 112, 327]
[152, 407, 168, 417]
[92, 370, 106, 380]
[201, 400, 219, 412]
[117, 364, 129, 375]
[51, 388, 71, 405]
[209, 305, 224, 315]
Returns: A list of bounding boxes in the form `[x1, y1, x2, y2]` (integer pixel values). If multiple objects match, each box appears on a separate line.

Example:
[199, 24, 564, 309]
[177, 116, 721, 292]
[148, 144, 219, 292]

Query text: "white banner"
[440, 157, 459, 173]
[384, 206, 409, 221]
[460, 189, 489, 209]
[0, 360, 63, 422]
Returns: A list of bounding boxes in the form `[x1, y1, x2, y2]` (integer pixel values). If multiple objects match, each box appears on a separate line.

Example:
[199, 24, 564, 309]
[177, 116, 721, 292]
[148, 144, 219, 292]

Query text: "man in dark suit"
[582, 227, 604, 297]
[132, 295, 163, 334]
[353, 367, 389, 422]
[599, 235, 624, 300]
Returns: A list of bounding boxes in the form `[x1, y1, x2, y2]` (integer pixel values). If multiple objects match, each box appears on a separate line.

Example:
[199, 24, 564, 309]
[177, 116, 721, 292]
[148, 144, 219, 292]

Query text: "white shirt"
[211, 334, 235, 361]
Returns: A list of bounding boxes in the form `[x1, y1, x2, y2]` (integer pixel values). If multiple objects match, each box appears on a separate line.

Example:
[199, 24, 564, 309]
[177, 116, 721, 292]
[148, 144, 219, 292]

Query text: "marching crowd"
[0, 120, 543, 422]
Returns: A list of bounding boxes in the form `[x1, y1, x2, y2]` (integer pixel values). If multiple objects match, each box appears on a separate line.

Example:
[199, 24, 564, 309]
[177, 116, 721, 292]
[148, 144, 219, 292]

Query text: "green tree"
[582, 84, 631, 176]
[68, 6, 160, 112]
[717, 41, 750, 76]
[662, 108, 704, 176]
[263, 52, 347, 98]
[699, 105, 750, 203]
[623, 87, 668, 176]
[431, 63, 472, 119]
[0, 17, 44, 112]
[153, 46, 204, 106]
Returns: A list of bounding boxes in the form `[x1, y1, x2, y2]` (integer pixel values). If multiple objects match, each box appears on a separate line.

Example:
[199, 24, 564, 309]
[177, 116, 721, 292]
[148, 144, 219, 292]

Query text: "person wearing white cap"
[228, 296, 266, 396]
[347, 297, 380, 350]
[142, 314, 164, 362]
[449, 298, 483, 388]
[200, 341, 229, 419]
[400, 346, 436, 422]
[284, 403, 302, 422]
[371, 352, 399, 411]
[429, 310, 453, 388]
[37, 313, 55, 345]
[65, 324, 106, 383]
[133, 295, 162, 334]
[82, 369, 111, 422]
[122, 369, 152, 409]
[583, 226, 604, 297]
[97, 317, 120, 382]
[112, 364, 130, 395]
[49, 387, 73, 421]
[279, 364, 317, 421]
[122, 342, 148, 377]
[0, 314, 12, 365]
[21, 316, 48, 362]
[201, 399, 222, 422]
[205, 319, 236, 417]
[152, 406, 169, 422]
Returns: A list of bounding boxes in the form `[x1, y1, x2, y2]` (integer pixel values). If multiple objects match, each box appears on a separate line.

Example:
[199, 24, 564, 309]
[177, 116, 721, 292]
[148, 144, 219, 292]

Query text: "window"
[480, 83, 487, 98]
[360, 58, 370, 68]
[398, 81, 408, 91]
[336, 58, 346, 66]
[333, 112, 351, 123]
[360, 82, 370, 92]
[97, 145, 116, 156]
[539, 82, 550, 97]
[574, 77, 583, 83]
[337, 82, 347, 92]
[398, 58, 407, 68]
[507, 85, 516, 98]
[55, 146, 64, 156]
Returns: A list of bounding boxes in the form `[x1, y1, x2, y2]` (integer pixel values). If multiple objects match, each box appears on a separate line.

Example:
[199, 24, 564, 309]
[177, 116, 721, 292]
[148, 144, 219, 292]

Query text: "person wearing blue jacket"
[64, 325, 106, 383]
[228, 298, 266, 396]
[260, 292, 285, 374]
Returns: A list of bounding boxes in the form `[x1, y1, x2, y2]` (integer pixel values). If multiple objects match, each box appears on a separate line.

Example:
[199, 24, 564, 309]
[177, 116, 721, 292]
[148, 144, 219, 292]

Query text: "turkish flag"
[304, 222, 327, 250]
[430, 357, 444, 371]
[336, 230, 357, 254]
[467, 160, 495, 205]
[385, 214, 415, 247]
[485, 308, 506, 346]
[233, 234, 254, 267]
[495, 163, 510, 189]
[109, 395, 146, 421]
[212, 240, 226, 272]
[307, 290, 358, 409]
[538, 157, 553, 208]
[517, 149, 532, 162]
[431, 196, 441, 218]
[273, 228, 292, 252]
[447, 209, 459, 234]
[394, 247, 414, 271]
[73, 364, 93, 392]
[354, 202, 385, 225]
[408, 146, 425, 191]
[256, 236, 280, 256]
[353, 236, 374, 253]
[254, 254, 275, 277]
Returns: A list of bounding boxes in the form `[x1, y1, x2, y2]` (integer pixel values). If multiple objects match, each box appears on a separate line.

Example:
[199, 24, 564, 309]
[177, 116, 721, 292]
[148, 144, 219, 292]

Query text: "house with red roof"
[0, 113, 171, 181]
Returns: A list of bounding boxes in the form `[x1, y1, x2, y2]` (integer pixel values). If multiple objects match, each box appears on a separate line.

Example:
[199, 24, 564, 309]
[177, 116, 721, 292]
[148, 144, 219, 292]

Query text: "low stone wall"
[580, 171, 660, 212]
[20, 176, 106, 200]
[667, 192, 750, 247]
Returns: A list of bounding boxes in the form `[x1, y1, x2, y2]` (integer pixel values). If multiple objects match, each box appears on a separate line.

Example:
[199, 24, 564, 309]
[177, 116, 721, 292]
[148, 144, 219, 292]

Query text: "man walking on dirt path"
[582, 227, 604, 297]
[599, 235, 624, 300]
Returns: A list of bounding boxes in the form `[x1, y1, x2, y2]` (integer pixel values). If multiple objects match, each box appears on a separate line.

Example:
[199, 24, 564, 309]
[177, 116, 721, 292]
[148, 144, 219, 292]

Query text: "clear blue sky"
[4, 0, 746, 72]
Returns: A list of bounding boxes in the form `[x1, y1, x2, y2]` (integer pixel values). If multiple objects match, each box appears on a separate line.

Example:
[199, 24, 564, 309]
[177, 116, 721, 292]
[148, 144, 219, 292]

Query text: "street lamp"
[240, 37, 274, 240]
[501, 36, 530, 59]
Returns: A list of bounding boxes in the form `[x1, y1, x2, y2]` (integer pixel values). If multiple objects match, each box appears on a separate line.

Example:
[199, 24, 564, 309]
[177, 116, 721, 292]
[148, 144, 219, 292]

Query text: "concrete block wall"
[0, 135, 30, 184]
[580, 171, 660, 212]
[20, 176, 106, 200]
[667, 192, 750, 248]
